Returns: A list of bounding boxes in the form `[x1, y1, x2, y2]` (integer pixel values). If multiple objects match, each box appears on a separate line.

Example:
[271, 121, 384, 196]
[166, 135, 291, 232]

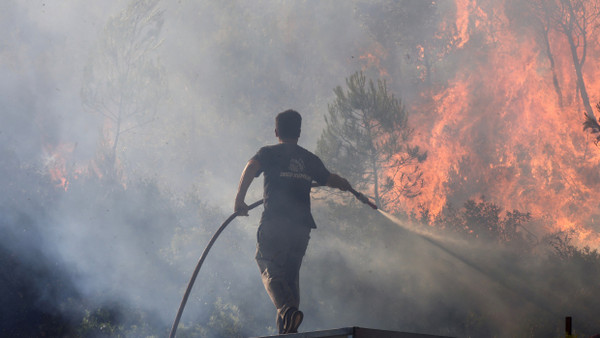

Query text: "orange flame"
[360, 44, 389, 78]
[44, 143, 76, 191]
[390, 0, 600, 248]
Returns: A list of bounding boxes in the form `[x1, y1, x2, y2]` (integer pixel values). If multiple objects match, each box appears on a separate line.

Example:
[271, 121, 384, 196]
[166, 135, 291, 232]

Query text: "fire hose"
[169, 188, 376, 338]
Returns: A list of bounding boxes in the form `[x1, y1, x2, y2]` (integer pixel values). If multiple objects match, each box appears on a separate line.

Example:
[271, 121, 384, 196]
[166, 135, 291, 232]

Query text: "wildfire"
[43, 143, 76, 191]
[359, 44, 389, 78]
[384, 0, 600, 248]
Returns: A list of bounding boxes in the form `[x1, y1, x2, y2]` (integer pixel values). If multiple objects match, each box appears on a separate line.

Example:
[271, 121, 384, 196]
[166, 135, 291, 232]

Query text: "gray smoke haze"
[2, 0, 600, 337]
[0, 0, 377, 334]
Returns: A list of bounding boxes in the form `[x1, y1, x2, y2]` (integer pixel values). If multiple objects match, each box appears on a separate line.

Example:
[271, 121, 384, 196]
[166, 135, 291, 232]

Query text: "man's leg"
[286, 239, 306, 311]
[281, 231, 309, 333]
[255, 222, 310, 333]
[280, 251, 304, 333]
[256, 226, 295, 333]
[256, 256, 294, 328]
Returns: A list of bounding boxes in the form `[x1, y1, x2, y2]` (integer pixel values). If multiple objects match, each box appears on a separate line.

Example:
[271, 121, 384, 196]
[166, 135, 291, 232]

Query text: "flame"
[360, 44, 389, 78]
[43, 143, 76, 191]
[389, 0, 600, 248]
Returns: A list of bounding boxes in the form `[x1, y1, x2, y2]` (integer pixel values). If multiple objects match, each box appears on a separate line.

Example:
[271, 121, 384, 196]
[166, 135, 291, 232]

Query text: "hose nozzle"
[349, 188, 378, 210]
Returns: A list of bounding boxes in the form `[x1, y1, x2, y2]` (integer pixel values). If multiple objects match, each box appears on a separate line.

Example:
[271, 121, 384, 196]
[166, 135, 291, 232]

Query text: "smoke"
[1, 0, 373, 335]
[2, 0, 600, 337]
[305, 204, 599, 336]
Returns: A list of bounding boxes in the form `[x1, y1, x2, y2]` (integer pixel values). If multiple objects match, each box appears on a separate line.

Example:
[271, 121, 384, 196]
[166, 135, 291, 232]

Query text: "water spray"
[169, 188, 376, 338]
[348, 187, 378, 210]
[376, 206, 562, 320]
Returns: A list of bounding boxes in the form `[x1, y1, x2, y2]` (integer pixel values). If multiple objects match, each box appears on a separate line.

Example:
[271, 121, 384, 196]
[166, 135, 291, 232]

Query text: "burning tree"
[520, 0, 600, 119]
[508, 0, 565, 107]
[583, 102, 600, 144]
[81, 0, 167, 177]
[316, 71, 427, 210]
[551, 0, 600, 121]
[512, 0, 600, 154]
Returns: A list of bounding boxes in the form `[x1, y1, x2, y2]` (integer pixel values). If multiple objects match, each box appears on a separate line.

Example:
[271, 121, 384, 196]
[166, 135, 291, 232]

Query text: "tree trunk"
[109, 111, 122, 178]
[561, 0, 596, 120]
[371, 152, 381, 209]
[542, 26, 564, 107]
[366, 116, 381, 208]
[566, 31, 595, 119]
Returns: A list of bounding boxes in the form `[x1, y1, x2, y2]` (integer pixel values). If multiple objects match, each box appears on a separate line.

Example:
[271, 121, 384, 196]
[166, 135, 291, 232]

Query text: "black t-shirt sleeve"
[311, 154, 330, 186]
[250, 146, 269, 177]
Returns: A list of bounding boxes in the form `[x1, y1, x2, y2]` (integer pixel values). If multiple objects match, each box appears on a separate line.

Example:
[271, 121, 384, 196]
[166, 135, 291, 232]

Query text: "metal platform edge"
[252, 326, 453, 338]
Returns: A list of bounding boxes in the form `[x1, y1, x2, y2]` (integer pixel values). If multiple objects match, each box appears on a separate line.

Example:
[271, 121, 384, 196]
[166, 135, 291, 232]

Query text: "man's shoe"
[283, 307, 303, 334]
[277, 312, 284, 334]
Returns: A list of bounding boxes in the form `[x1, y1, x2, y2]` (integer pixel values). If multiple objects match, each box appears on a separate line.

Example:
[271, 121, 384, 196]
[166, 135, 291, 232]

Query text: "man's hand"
[338, 177, 351, 191]
[234, 198, 249, 216]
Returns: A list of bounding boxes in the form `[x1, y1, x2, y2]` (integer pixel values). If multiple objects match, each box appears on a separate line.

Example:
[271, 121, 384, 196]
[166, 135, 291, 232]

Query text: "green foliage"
[316, 71, 427, 210]
[174, 298, 245, 338]
[75, 298, 251, 338]
[463, 199, 502, 241]
[78, 309, 120, 337]
[207, 298, 244, 338]
[431, 198, 532, 246]
[160, 190, 224, 266]
[77, 306, 163, 338]
[545, 230, 600, 263]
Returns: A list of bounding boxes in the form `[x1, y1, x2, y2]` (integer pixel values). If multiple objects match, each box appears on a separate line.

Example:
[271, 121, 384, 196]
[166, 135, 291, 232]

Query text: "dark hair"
[276, 109, 302, 139]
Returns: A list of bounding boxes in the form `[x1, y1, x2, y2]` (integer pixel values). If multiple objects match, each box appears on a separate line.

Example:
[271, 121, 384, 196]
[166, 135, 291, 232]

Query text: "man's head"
[275, 109, 302, 140]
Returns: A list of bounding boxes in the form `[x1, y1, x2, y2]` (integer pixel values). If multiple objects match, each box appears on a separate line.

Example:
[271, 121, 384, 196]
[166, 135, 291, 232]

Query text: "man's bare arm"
[326, 173, 352, 191]
[234, 159, 261, 216]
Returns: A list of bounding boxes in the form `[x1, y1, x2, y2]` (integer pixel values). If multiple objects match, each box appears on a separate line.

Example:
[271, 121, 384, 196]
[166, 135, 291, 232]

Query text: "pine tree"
[316, 71, 427, 210]
[81, 0, 168, 178]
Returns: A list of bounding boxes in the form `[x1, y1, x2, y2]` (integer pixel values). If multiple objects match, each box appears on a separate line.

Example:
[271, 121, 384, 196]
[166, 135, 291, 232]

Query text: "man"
[234, 109, 352, 334]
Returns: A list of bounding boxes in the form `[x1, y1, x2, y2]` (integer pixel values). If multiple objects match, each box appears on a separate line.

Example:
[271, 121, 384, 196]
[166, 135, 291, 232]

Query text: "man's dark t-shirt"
[251, 143, 330, 228]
